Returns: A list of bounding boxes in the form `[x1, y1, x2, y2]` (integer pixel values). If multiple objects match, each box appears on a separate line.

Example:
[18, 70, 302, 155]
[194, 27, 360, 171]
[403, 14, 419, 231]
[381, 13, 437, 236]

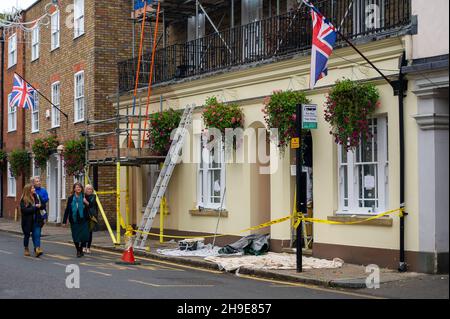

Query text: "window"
[31, 91, 39, 133]
[353, 0, 386, 35]
[32, 158, 41, 178]
[8, 34, 17, 68]
[51, 82, 60, 128]
[74, 0, 85, 38]
[7, 162, 16, 197]
[51, 10, 60, 50]
[74, 71, 85, 122]
[31, 25, 40, 61]
[198, 136, 226, 209]
[7, 94, 17, 132]
[242, 0, 263, 60]
[73, 173, 85, 186]
[338, 117, 388, 214]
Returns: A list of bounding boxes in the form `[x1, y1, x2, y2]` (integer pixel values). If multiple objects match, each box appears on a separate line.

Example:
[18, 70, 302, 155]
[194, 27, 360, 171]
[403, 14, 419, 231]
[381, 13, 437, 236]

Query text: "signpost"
[302, 104, 318, 129]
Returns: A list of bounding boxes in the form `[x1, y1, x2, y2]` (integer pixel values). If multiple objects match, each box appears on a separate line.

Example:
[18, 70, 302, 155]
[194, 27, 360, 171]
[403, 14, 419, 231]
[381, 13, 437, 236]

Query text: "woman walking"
[63, 183, 90, 258]
[83, 184, 99, 254]
[20, 184, 44, 257]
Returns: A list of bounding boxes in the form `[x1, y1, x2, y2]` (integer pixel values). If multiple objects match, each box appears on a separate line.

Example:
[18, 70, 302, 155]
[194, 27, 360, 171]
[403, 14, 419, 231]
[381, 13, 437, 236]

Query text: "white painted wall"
[412, 0, 449, 59]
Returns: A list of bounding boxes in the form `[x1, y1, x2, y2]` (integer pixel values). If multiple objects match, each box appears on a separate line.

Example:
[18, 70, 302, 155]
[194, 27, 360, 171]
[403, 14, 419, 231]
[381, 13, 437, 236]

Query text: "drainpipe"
[1, 34, 5, 218]
[398, 52, 408, 272]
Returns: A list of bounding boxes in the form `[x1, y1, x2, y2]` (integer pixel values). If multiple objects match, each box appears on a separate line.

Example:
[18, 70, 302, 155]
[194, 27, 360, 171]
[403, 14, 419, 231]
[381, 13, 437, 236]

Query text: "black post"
[398, 52, 408, 272]
[296, 104, 303, 272]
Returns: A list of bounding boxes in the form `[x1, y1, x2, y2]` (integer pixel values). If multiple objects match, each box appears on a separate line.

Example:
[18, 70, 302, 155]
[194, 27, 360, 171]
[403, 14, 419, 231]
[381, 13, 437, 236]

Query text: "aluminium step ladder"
[134, 104, 195, 250]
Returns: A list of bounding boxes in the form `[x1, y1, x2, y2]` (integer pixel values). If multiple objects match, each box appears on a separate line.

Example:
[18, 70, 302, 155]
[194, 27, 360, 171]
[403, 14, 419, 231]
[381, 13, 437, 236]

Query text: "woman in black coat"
[20, 184, 42, 257]
[63, 183, 90, 257]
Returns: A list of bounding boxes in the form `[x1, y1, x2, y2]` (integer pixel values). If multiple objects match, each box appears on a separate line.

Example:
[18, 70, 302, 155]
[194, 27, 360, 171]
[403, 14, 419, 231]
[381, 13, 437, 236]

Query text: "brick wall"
[20, 0, 134, 224]
[2, 27, 26, 219]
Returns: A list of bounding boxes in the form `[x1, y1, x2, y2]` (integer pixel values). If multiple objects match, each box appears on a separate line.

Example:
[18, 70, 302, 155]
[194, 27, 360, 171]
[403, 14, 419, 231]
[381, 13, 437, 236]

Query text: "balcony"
[118, 0, 412, 93]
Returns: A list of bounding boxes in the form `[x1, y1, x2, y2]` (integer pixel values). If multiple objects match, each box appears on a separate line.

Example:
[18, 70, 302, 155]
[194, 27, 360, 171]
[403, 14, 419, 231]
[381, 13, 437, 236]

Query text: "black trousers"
[74, 242, 86, 253]
[82, 232, 93, 249]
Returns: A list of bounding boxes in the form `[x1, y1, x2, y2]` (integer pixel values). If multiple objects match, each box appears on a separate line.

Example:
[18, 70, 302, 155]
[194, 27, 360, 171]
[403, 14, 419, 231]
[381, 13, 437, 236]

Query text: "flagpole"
[13, 72, 69, 119]
[334, 30, 394, 88]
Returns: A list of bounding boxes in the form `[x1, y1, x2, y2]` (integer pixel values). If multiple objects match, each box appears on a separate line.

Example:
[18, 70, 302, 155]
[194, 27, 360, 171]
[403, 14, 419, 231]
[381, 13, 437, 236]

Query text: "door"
[242, 0, 263, 60]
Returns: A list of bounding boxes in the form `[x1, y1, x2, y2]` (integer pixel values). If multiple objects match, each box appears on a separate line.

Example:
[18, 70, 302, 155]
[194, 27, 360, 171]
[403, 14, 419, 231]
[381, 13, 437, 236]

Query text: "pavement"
[0, 218, 448, 297]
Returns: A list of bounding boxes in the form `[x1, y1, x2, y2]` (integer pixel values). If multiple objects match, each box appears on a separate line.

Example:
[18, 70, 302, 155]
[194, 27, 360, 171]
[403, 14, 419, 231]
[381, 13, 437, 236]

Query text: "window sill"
[50, 46, 60, 53]
[189, 209, 228, 217]
[31, 57, 39, 63]
[7, 130, 17, 133]
[74, 33, 85, 41]
[74, 119, 85, 124]
[31, 130, 39, 134]
[328, 215, 393, 227]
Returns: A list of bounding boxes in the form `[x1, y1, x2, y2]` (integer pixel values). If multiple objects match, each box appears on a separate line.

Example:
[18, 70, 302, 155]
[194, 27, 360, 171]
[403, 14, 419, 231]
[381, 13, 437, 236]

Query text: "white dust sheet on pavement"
[156, 244, 235, 257]
[204, 253, 344, 272]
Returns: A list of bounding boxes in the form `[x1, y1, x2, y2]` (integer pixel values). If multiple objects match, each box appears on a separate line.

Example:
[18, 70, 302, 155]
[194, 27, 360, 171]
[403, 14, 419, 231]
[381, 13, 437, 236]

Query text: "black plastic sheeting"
[218, 234, 270, 256]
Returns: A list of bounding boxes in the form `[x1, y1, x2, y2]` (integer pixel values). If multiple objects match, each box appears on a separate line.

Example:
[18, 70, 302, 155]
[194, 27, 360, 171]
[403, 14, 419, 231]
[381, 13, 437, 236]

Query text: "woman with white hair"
[83, 184, 99, 254]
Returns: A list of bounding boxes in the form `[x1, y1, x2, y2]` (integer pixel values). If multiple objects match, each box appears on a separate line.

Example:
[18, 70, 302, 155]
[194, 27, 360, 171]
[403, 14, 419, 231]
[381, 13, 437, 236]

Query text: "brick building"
[1, 0, 135, 225]
[1, 21, 27, 219]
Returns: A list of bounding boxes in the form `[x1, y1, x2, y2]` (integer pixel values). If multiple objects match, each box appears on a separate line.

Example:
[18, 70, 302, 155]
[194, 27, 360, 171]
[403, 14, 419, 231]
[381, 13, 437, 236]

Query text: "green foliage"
[32, 136, 59, 168]
[262, 90, 310, 154]
[62, 138, 86, 176]
[8, 149, 30, 178]
[147, 109, 182, 155]
[324, 79, 380, 151]
[202, 97, 245, 139]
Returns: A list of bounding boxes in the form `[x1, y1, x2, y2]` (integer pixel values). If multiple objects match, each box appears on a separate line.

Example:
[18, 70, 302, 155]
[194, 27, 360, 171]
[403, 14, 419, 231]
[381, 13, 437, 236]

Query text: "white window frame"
[338, 117, 388, 215]
[8, 33, 17, 68]
[74, 0, 85, 38]
[197, 136, 226, 210]
[32, 158, 41, 178]
[353, 0, 386, 35]
[7, 94, 17, 132]
[51, 82, 61, 128]
[73, 173, 85, 186]
[7, 162, 17, 197]
[31, 25, 40, 61]
[31, 90, 40, 133]
[74, 71, 85, 123]
[51, 10, 60, 50]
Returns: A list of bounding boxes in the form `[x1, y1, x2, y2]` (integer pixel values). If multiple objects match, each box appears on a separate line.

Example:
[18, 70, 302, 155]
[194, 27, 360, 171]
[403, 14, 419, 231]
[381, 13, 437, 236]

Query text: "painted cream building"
[101, 0, 448, 273]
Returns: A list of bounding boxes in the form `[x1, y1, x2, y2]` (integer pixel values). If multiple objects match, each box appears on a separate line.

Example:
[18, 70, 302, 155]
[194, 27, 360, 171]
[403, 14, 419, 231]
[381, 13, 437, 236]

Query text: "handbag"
[89, 215, 98, 232]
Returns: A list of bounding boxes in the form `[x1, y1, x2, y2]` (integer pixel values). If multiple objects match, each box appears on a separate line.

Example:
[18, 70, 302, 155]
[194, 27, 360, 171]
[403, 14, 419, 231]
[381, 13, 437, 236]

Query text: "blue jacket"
[35, 187, 49, 219]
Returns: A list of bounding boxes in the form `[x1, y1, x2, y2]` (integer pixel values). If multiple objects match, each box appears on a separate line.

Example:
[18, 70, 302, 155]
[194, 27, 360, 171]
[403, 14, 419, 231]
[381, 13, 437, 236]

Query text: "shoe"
[35, 247, 43, 258]
[24, 248, 30, 257]
[83, 248, 87, 253]
[77, 251, 82, 258]
[86, 248, 91, 254]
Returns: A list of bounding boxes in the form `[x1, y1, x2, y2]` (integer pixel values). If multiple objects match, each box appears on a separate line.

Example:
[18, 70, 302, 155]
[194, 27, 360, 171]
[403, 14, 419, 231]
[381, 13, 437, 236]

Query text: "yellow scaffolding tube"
[126, 167, 130, 227]
[116, 162, 121, 245]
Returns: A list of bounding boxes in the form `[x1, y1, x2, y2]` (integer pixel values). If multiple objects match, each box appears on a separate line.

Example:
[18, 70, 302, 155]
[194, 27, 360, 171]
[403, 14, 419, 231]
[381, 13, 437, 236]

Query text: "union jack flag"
[304, 1, 337, 89]
[10, 74, 36, 110]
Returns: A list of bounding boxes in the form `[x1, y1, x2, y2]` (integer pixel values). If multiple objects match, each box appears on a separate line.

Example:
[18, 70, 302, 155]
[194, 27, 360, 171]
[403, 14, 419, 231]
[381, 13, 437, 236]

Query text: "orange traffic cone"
[116, 246, 140, 265]
[116, 227, 141, 265]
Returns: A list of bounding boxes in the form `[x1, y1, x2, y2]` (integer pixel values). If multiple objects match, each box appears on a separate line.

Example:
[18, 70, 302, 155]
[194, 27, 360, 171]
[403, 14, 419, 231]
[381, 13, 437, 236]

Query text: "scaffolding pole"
[116, 162, 121, 245]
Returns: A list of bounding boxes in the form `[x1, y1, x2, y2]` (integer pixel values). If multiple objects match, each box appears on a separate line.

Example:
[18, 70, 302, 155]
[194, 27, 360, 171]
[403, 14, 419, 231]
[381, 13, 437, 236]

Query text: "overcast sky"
[0, 0, 37, 13]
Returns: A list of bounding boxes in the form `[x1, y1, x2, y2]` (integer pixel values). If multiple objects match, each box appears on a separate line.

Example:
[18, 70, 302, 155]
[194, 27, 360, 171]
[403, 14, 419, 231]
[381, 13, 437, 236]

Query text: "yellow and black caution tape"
[292, 208, 405, 229]
[130, 208, 405, 240]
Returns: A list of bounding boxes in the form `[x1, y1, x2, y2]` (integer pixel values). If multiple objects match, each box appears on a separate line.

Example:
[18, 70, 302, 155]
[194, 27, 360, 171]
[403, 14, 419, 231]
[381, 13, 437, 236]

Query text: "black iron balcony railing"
[119, 0, 411, 93]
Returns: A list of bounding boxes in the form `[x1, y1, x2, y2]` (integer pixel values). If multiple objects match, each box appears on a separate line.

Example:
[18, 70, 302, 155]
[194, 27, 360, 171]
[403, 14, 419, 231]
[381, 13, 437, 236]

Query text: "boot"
[24, 248, 30, 257]
[35, 247, 43, 257]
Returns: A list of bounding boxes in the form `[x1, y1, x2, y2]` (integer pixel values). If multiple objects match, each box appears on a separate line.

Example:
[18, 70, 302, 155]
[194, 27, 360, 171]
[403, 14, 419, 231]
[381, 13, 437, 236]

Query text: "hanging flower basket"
[0, 150, 8, 171]
[8, 149, 31, 178]
[32, 136, 59, 168]
[147, 108, 182, 155]
[324, 79, 380, 152]
[263, 90, 311, 154]
[62, 138, 86, 176]
[202, 97, 244, 151]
